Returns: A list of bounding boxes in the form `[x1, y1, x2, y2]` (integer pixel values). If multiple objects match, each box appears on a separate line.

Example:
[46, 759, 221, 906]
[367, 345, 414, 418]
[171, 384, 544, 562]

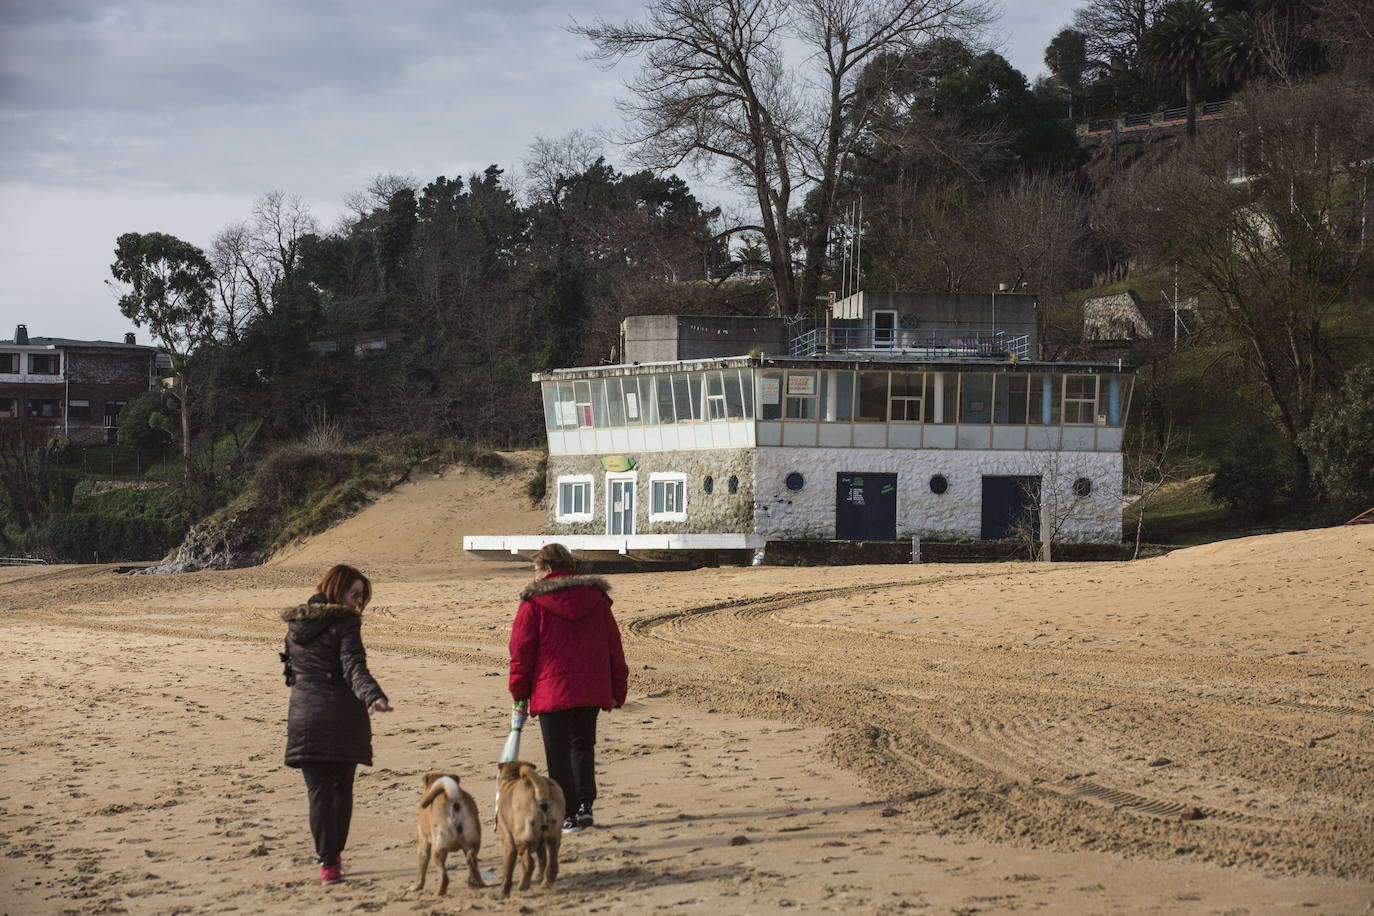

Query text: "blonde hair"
[532, 543, 576, 573]
[317, 564, 372, 609]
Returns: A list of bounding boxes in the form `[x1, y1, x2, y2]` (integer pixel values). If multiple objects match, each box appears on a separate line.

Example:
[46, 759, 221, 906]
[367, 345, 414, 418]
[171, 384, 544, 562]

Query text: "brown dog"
[414, 772, 483, 895]
[495, 760, 565, 896]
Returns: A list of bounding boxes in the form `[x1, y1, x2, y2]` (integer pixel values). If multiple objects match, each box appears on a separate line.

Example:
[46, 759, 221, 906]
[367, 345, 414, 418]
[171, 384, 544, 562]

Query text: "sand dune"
[3, 468, 1372, 913]
[269, 450, 546, 571]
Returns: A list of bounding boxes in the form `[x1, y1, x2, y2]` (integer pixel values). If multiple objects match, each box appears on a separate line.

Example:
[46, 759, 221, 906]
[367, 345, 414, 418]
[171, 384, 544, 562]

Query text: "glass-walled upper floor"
[544, 366, 1132, 432]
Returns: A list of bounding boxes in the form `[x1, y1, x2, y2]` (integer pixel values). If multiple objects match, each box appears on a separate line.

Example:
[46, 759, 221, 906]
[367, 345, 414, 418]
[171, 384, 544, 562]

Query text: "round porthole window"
[728, 475, 739, 494]
[1073, 477, 1093, 498]
[929, 474, 949, 495]
[785, 472, 805, 491]
[703, 475, 714, 494]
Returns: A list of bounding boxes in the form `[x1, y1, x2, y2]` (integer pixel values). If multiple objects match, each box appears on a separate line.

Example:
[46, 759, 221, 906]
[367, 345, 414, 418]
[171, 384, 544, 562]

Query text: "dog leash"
[494, 700, 528, 825]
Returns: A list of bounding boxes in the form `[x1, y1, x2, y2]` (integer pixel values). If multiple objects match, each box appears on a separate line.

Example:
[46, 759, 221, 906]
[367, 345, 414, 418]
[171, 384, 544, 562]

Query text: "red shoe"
[320, 863, 343, 886]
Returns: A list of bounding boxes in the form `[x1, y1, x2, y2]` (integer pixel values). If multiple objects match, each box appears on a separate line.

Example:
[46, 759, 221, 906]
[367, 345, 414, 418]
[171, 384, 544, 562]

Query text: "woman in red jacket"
[508, 543, 628, 832]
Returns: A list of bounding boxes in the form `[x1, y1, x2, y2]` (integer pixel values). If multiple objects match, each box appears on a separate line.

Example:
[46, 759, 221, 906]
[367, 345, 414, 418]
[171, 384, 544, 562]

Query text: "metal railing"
[790, 327, 1031, 359]
[1082, 100, 1231, 136]
[0, 557, 48, 566]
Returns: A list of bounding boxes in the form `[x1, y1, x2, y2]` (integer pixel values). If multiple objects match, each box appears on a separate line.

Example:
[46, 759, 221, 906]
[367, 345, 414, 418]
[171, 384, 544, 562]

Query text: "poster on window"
[625, 391, 639, 419]
[760, 377, 781, 405]
[786, 374, 816, 396]
[558, 401, 578, 427]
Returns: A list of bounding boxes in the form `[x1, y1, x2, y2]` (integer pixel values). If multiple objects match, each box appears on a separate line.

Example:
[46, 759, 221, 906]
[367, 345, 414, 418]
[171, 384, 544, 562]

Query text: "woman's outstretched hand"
[371, 698, 393, 713]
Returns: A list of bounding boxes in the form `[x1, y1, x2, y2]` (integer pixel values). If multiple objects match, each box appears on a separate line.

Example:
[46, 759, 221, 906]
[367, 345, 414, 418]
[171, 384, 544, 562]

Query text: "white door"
[608, 477, 635, 535]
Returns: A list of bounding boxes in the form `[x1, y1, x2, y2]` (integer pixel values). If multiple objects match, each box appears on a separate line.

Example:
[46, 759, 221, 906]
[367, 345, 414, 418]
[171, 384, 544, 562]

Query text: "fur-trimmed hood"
[281, 601, 361, 622]
[519, 573, 611, 601]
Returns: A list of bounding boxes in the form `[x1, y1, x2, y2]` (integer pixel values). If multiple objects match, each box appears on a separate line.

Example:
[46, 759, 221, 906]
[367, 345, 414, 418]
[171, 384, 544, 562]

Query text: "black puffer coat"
[282, 596, 387, 768]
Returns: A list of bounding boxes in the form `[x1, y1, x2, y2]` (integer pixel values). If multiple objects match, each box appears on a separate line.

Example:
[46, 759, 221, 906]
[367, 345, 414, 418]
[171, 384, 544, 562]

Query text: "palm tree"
[1208, 11, 1264, 87]
[1139, 0, 1216, 137]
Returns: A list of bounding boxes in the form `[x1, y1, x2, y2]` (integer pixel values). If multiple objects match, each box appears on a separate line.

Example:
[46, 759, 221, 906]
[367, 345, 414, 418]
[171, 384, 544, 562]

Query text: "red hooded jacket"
[508, 572, 628, 716]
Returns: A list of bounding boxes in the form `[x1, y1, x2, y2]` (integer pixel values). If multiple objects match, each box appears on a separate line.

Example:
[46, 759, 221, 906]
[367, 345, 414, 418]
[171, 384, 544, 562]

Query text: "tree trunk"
[1185, 72, 1198, 139]
[178, 378, 191, 465]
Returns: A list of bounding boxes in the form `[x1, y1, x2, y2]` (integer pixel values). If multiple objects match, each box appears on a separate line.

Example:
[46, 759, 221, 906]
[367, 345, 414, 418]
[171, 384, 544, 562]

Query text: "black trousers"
[301, 761, 356, 865]
[539, 706, 599, 815]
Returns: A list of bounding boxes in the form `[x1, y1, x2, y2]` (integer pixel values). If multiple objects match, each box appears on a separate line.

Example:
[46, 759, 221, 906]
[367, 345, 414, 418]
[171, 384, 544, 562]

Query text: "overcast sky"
[0, 0, 1079, 343]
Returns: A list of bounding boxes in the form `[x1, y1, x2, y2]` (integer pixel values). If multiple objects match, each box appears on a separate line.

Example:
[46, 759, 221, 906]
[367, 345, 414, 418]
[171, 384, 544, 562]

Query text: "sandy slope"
[2, 466, 1373, 914]
[269, 450, 547, 571]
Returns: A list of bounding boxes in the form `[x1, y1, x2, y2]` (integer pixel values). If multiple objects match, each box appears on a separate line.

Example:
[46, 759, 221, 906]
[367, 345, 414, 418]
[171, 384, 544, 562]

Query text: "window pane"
[784, 371, 817, 420]
[1066, 375, 1096, 399]
[890, 372, 922, 397]
[1028, 374, 1062, 424]
[574, 381, 593, 427]
[960, 373, 993, 423]
[560, 485, 571, 515]
[622, 378, 642, 424]
[994, 375, 1028, 425]
[673, 373, 693, 422]
[724, 371, 744, 418]
[590, 380, 608, 427]
[759, 370, 783, 420]
[656, 376, 675, 424]
[542, 384, 560, 430]
[741, 369, 755, 418]
[556, 384, 577, 428]
[689, 373, 703, 420]
[607, 379, 625, 426]
[833, 371, 855, 420]
[707, 371, 724, 397]
[857, 372, 887, 422]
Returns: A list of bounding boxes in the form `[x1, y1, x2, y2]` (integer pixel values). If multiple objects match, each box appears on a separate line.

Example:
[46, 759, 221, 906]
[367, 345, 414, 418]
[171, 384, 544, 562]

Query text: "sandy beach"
[2, 461, 1372, 914]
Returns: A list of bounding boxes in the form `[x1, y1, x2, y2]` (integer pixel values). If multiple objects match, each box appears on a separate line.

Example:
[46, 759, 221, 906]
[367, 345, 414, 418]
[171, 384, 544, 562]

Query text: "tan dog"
[495, 760, 565, 896]
[414, 772, 483, 894]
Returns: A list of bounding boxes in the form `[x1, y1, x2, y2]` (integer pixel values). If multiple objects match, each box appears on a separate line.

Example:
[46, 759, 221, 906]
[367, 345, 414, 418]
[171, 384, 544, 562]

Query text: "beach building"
[0, 325, 159, 444]
[466, 292, 1135, 562]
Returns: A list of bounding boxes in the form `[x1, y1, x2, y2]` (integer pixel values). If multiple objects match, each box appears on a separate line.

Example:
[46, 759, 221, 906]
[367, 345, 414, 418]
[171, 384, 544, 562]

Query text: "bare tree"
[573, 0, 992, 314]
[1072, 0, 1167, 71]
[1013, 454, 1096, 561]
[1104, 81, 1374, 492]
[1124, 424, 1184, 559]
[208, 191, 320, 339]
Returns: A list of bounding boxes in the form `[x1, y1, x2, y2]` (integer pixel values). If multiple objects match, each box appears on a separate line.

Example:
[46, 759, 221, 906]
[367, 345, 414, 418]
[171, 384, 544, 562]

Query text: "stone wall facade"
[546, 445, 1122, 543]
[545, 448, 755, 536]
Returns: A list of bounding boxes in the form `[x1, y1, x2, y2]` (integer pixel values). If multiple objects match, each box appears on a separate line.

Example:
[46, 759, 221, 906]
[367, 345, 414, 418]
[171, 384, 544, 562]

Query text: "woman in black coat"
[282, 564, 390, 886]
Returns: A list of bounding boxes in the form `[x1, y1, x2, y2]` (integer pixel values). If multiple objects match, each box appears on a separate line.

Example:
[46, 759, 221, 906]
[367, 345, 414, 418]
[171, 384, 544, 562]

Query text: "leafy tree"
[1139, 0, 1215, 137]
[1045, 28, 1091, 115]
[110, 232, 217, 459]
[1302, 363, 1374, 508]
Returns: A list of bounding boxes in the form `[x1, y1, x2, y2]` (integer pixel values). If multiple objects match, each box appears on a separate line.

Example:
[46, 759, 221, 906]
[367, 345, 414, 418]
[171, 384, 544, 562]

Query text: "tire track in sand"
[625, 578, 1374, 879]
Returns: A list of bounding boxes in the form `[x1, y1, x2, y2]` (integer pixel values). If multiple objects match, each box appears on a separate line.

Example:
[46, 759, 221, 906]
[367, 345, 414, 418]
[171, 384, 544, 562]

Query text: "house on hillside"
[1083, 289, 1195, 359]
[466, 290, 1135, 563]
[0, 324, 159, 444]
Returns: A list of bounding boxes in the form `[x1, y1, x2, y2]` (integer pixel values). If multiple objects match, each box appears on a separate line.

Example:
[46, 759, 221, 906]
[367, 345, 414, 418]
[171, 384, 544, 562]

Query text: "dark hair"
[317, 564, 372, 609]
[531, 542, 576, 573]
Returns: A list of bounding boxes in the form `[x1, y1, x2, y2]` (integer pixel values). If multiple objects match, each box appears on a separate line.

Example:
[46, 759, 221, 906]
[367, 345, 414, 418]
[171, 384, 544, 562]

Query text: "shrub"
[1208, 427, 1289, 521]
[116, 389, 176, 450]
[1302, 363, 1374, 508]
[526, 454, 548, 507]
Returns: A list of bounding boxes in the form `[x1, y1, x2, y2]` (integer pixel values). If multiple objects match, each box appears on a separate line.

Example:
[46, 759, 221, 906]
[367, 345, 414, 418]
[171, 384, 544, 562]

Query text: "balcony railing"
[790, 327, 1031, 360]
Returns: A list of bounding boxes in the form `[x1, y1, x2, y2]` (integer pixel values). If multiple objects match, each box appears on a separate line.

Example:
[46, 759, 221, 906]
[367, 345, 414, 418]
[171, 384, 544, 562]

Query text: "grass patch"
[1128, 474, 1238, 545]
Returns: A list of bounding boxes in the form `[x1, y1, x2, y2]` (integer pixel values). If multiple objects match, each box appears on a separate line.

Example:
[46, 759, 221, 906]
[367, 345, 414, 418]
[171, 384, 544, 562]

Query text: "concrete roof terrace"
[533, 354, 1136, 383]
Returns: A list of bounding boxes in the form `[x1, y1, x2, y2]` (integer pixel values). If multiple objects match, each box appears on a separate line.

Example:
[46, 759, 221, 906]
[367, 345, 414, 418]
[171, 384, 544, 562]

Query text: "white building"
[466, 293, 1135, 563]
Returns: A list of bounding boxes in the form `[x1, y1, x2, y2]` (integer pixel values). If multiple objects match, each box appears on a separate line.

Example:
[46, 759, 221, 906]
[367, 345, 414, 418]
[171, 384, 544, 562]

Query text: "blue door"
[835, 473, 898, 540]
[980, 475, 1040, 540]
